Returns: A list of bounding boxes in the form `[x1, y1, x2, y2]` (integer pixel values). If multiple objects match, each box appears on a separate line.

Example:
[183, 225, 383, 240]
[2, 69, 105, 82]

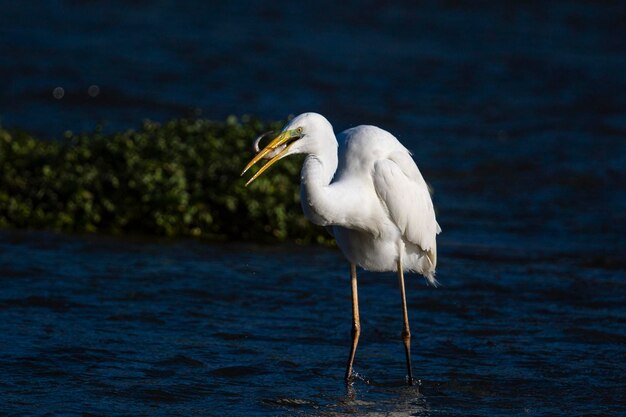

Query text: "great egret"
[242, 113, 440, 385]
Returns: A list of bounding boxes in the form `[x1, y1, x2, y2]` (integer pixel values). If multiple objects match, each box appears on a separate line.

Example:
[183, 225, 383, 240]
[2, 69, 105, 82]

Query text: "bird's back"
[336, 125, 411, 179]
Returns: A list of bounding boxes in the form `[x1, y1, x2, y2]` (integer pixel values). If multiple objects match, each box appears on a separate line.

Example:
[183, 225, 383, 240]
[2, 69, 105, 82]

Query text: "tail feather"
[424, 244, 438, 286]
[424, 269, 439, 287]
[420, 251, 438, 287]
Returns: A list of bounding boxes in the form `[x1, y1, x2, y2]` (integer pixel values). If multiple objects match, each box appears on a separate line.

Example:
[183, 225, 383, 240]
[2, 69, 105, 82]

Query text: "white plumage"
[242, 112, 441, 384]
[331, 125, 441, 283]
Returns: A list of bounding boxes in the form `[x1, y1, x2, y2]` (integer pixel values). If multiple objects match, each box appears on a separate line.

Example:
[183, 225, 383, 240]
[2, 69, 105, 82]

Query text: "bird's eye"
[296, 127, 303, 134]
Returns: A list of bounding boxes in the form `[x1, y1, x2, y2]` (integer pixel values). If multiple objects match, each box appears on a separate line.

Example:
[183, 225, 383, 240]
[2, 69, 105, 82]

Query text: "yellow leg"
[344, 263, 361, 382]
[397, 259, 414, 385]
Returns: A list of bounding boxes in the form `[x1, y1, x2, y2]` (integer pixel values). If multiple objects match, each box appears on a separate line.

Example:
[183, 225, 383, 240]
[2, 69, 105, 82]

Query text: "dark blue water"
[1, 230, 624, 416]
[1, 0, 626, 415]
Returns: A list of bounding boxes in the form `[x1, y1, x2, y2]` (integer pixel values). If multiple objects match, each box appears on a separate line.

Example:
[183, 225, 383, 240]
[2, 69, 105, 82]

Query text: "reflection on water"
[0, 230, 623, 416]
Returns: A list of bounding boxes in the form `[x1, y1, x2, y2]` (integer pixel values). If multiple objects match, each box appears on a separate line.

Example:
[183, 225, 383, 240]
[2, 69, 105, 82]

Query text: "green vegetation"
[0, 117, 332, 244]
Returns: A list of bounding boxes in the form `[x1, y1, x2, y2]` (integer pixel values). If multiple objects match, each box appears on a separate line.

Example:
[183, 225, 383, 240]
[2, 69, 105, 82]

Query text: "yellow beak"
[241, 130, 296, 186]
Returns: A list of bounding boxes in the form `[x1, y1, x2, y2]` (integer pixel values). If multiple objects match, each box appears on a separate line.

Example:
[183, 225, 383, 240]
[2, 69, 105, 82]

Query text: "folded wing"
[373, 151, 441, 268]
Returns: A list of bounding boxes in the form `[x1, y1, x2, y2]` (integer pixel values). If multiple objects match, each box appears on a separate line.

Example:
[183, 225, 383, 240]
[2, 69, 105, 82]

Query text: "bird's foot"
[406, 376, 420, 387]
[345, 370, 368, 386]
[344, 370, 356, 386]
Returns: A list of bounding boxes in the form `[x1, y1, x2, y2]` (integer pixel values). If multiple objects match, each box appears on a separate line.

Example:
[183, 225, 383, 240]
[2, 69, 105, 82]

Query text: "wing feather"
[373, 151, 440, 268]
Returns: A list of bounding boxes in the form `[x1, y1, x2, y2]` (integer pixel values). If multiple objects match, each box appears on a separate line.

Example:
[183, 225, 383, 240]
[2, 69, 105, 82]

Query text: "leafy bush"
[0, 117, 332, 244]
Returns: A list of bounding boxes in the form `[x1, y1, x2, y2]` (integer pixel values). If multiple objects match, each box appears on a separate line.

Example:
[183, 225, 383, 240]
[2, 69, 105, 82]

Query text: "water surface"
[0, 230, 624, 415]
[0, 0, 625, 415]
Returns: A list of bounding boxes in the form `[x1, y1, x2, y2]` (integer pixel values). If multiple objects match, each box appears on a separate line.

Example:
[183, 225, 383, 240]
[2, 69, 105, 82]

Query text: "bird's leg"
[344, 263, 361, 382]
[397, 259, 414, 385]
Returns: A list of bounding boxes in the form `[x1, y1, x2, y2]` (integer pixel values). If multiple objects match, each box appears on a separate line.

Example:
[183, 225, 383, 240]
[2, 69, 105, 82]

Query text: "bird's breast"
[333, 224, 402, 272]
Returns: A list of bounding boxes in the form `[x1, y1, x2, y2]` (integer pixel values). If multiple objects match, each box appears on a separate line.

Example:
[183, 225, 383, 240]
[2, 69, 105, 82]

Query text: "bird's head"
[241, 112, 332, 186]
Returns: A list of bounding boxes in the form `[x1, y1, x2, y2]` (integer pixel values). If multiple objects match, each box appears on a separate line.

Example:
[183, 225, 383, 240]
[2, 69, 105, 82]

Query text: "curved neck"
[300, 134, 339, 226]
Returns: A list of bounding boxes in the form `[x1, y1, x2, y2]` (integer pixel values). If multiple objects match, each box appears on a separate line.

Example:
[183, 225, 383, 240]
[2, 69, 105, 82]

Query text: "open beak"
[241, 130, 301, 186]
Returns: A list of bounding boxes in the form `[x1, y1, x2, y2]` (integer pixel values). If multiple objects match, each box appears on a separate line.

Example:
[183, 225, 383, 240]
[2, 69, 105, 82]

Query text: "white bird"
[242, 112, 441, 385]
